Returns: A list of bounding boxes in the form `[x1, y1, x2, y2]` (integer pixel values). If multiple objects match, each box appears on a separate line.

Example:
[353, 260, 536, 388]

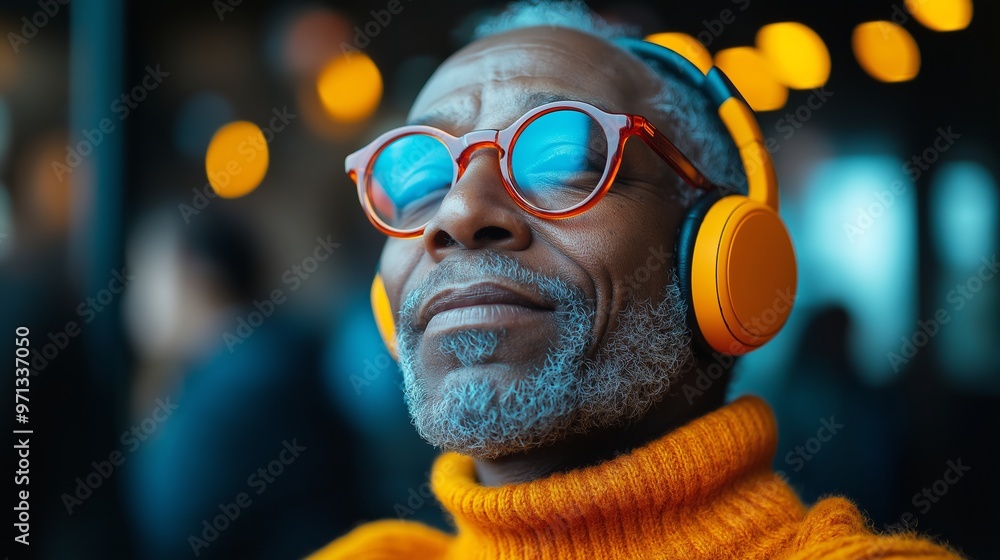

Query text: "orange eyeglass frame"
[345, 99, 715, 238]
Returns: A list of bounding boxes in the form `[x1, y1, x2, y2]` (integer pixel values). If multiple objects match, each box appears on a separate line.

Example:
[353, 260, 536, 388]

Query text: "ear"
[622, 38, 797, 356]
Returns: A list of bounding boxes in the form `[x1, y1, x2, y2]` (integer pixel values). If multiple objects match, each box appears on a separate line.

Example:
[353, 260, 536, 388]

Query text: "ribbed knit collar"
[430, 396, 807, 559]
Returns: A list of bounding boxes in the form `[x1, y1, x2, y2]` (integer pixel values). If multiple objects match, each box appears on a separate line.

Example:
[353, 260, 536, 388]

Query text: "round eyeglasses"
[345, 100, 714, 238]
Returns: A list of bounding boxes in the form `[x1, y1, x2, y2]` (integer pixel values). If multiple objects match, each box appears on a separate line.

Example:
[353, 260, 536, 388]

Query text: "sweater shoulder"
[783, 496, 965, 560]
[307, 519, 452, 560]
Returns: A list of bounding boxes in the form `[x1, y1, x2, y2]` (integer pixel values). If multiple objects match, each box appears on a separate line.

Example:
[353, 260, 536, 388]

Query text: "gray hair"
[473, 0, 745, 206]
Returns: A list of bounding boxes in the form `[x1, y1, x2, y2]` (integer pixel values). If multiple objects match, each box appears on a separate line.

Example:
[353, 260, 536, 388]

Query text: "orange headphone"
[369, 38, 796, 358]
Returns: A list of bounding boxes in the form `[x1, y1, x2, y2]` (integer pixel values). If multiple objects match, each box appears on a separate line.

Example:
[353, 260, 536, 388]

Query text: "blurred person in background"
[122, 207, 357, 559]
[310, 2, 965, 559]
[2, 131, 131, 558]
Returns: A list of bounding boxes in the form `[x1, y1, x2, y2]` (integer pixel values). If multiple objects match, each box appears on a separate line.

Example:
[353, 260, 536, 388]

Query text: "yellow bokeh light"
[317, 52, 382, 124]
[644, 32, 713, 74]
[714, 47, 788, 112]
[905, 0, 973, 32]
[755, 22, 831, 89]
[852, 21, 921, 83]
[205, 121, 269, 199]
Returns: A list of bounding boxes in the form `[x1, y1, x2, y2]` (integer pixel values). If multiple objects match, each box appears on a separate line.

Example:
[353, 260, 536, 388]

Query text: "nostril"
[434, 230, 457, 248]
[473, 226, 511, 243]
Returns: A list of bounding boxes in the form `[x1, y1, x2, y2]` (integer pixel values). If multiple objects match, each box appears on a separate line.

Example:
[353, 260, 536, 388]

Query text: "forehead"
[408, 27, 660, 131]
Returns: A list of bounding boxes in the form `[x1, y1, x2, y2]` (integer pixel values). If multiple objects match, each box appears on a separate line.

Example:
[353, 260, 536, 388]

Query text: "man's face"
[379, 27, 694, 458]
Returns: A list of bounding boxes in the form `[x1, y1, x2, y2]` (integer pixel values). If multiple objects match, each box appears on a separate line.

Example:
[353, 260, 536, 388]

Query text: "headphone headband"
[614, 37, 779, 210]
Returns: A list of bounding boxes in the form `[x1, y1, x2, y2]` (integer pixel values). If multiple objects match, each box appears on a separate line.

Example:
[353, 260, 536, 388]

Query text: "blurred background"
[1, 0, 997, 558]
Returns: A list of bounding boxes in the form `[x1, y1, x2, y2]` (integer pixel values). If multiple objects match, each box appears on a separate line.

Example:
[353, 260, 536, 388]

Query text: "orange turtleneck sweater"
[309, 396, 963, 559]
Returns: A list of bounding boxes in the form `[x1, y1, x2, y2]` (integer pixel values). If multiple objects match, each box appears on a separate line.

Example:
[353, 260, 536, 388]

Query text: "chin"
[402, 354, 580, 460]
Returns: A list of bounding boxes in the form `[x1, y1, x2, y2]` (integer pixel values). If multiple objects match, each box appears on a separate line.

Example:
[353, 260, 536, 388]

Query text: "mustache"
[396, 251, 591, 333]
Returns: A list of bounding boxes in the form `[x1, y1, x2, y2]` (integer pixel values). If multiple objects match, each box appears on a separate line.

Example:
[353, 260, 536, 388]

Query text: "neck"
[474, 383, 725, 486]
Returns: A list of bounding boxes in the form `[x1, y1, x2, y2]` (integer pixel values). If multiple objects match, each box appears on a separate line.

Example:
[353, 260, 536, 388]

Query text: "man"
[311, 2, 963, 558]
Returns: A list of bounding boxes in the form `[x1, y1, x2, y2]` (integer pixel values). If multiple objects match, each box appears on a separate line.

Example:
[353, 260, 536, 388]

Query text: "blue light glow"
[736, 155, 917, 389]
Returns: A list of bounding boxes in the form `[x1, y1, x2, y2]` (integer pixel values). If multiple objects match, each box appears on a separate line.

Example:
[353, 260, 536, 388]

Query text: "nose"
[422, 147, 532, 260]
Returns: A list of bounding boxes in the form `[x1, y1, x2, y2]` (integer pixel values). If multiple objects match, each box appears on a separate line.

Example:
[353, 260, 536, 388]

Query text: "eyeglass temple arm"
[632, 117, 713, 191]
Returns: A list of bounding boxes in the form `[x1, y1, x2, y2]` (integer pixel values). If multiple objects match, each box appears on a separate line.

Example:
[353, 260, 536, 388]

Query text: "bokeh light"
[30, 133, 74, 235]
[929, 161, 997, 383]
[644, 32, 713, 74]
[906, 0, 973, 32]
[205, 121, 269, 198]
[316, 53, 383, 124]
[714, 47, 788, 111]
[295, 79, 359, 140]
[930, 162, 998, 270]
[792, 155, 917, 383]
[755, 22, 831, 89]
[852, 21, 921, 83]
[278, 8, 353, 77]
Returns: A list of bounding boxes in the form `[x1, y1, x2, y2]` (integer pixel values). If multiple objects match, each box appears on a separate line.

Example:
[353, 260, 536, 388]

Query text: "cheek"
[568, 201, 679, 305]
[613, 229, 676, 301]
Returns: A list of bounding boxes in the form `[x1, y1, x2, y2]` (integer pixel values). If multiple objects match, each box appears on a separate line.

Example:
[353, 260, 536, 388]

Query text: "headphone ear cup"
[371, 274, 398, 360]
[690, 196, 797, 355]
[675, 189, 725, 356]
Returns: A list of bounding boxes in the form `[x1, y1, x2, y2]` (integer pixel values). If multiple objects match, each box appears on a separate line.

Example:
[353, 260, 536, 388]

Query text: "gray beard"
[395, 251, 694, 460]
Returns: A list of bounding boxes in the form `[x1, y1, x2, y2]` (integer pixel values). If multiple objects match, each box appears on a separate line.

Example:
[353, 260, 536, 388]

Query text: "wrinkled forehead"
[407, 27, 661, 132]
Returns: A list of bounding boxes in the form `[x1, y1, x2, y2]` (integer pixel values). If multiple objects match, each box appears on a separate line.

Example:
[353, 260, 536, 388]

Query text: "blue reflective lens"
[370, 134, 453, 229]
[510, 110, 608, 210]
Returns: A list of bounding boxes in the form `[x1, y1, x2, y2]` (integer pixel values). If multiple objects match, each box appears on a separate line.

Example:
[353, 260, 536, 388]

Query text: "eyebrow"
[520, 91, 613, 113]
[408, 91, 614, 130]
[408, 108, 458, 129]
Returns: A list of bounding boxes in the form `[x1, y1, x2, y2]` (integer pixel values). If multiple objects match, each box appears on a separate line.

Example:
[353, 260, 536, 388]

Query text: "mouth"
[418, 282, 555, 333]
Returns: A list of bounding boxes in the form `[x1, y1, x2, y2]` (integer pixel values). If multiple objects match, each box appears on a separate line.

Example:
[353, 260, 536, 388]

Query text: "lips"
[418, 282, 554, 331]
